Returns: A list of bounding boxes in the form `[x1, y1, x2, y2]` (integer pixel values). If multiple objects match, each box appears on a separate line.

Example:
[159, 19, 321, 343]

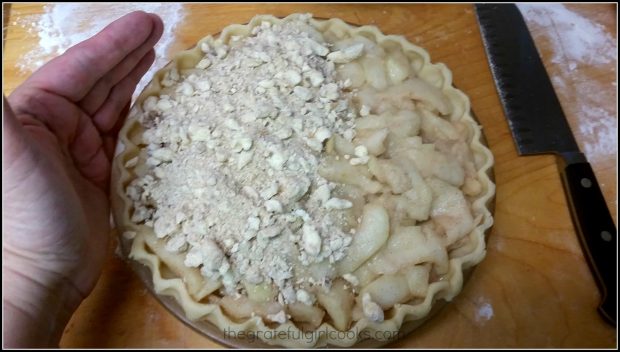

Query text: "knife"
[475, 4, 617, 326]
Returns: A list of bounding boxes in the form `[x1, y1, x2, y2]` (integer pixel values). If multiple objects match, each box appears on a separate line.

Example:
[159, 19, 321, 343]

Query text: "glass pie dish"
[111, 13, 496, 348]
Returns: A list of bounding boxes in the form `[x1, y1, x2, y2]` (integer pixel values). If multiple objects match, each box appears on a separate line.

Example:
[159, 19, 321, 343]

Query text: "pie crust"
[111, 13, 495, 348]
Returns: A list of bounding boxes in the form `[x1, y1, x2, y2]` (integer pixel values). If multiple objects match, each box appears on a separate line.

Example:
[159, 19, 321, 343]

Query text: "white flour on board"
[14, 3, 186, 100]
[518, 4, 617, 163]
[518, 4, 616, 68]
[474, 297, 494, 324]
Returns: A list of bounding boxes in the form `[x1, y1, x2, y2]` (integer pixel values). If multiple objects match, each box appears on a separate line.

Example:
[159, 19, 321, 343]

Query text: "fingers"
[79, 13, 163, 115]
[92, 49, 156, 133]
[22, 11, 162, 102]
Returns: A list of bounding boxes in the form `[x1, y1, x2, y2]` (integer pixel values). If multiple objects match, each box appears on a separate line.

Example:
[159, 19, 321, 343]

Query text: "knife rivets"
[601, 231, 612, 242]
[580, 178, 592, 188]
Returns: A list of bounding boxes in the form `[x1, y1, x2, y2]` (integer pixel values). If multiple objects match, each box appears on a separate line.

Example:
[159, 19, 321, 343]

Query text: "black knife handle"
[561, 161, 617, 325]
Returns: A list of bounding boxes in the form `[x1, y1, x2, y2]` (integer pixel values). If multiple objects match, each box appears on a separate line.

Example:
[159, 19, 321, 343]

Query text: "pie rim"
[110, 13, 496, 348]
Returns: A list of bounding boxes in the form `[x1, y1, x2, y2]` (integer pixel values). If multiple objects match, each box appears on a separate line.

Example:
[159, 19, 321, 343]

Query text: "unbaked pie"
[111, 13, 495, 348]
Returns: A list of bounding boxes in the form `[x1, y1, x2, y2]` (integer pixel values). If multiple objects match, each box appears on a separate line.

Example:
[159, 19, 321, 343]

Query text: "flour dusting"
[518, 4, 617, 163]
[15, 3, 185, 99]
[518, 4, 617, 69]
[475, 298, 494, 324]
[578, 105, 617, 158]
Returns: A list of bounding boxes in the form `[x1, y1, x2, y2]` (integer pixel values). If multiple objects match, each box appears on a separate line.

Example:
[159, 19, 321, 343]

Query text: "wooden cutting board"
[3, 3, 617, 348]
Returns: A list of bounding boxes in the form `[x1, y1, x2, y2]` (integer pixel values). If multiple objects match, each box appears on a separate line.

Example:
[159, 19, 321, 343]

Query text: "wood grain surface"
[2, 3, 617, 348]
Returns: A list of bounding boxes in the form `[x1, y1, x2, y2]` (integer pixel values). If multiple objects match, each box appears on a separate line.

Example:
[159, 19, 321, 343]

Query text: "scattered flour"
[474, 298, 494, 324]
[518, 4, 617, 69]
[14, 3, 186, 100]
[518, 4, 617, 163]
[578, 105, 617, 159]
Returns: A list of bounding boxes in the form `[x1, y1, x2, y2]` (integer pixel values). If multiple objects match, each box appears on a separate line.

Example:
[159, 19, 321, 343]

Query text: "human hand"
[3, 11, 163, 347]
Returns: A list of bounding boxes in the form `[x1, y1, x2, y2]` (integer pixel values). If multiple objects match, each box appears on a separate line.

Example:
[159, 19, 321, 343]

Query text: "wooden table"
[3, 3, 617, 348]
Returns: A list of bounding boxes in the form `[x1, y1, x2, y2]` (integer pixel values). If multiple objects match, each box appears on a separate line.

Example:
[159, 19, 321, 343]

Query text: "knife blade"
[475, 4, 617, 326]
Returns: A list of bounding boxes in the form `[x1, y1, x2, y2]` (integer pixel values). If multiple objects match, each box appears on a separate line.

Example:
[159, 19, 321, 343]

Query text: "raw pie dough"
[111, 13, 495, 348]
